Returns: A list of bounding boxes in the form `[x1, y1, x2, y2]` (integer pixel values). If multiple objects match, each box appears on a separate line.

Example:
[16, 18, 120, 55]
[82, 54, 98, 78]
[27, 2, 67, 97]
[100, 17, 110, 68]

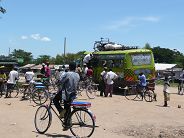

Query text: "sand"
[1, 85, 184, 138]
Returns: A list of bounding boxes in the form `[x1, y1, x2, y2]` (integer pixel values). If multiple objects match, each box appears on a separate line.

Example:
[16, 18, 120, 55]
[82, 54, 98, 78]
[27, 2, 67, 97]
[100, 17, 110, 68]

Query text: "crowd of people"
[1, 56, 180, 131]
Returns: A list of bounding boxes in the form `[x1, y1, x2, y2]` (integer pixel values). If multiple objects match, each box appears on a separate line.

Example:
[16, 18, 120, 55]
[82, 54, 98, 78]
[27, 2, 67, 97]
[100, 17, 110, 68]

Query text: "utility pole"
[8, 47, 10, 57]
[64, 37, 66, 64]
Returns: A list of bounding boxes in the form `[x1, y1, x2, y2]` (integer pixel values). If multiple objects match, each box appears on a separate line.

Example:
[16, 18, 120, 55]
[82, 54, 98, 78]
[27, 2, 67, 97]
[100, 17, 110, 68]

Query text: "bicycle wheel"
[78, 81, 85, 92]
[86, 85, 96, 99]
[69, 109, 95, 137]
[34, 105, 52, 134]
[124, 87, 137, 100]
[92, 84, 98, 92]
[10, 85, 19, 98]
[144, 90, 153, 102]
[32, 89, 48, 105]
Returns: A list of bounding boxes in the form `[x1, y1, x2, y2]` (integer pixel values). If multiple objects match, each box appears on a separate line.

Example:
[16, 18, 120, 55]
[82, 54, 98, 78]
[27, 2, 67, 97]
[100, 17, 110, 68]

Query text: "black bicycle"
[34, 92, 96, 137]
[121, 84, 154, 102]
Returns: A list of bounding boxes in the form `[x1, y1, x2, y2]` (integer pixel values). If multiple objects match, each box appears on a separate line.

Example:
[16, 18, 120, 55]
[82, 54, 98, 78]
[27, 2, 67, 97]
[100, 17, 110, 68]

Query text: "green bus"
[85, 48, 155, 88]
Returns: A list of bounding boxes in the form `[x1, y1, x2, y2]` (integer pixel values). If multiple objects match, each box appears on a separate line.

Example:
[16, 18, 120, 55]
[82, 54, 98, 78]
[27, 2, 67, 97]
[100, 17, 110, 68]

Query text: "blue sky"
[0, 0, 184, 58]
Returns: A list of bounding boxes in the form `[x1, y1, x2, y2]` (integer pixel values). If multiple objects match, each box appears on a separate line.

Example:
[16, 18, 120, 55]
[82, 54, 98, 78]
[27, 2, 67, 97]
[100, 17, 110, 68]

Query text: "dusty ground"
[1, 85, 184, 138]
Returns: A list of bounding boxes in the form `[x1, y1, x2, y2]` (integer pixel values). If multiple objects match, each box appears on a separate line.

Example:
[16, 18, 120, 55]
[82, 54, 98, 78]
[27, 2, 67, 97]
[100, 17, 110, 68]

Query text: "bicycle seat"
[34, 82, 44, 86]
[35, 85, 46, 89]
[71, 101, 91, 108]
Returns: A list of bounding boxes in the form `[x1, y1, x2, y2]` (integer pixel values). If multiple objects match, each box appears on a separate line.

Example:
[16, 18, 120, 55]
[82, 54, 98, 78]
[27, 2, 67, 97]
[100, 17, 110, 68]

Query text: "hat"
[42, 63, 45, 66]
[83, 63, 87, 66]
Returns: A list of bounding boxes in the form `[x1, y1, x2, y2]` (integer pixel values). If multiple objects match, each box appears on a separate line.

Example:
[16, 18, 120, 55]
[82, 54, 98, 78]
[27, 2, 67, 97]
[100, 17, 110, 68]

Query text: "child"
[163, 75, 170, 107]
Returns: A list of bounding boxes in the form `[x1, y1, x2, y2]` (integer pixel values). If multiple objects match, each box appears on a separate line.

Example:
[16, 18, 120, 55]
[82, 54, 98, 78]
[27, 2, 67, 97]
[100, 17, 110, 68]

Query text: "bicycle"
[5, 82, 20, 98]
[77, 77, 99, 99]
[34, 92, 96, 137]
[121, 83, 154, 102]
[20, 82, 50, 105]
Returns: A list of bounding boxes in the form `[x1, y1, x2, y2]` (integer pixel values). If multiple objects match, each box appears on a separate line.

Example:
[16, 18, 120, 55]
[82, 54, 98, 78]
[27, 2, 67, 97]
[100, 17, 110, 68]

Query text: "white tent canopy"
[155, 63, 177, 71]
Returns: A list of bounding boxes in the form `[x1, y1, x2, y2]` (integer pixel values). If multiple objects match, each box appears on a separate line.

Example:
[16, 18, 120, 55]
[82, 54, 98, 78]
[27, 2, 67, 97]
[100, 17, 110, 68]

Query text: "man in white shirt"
[105, 68, 118, 97]
[25, 68, 34, 83]
[5, 67, 19, 98]
[83, 53, 93, 67]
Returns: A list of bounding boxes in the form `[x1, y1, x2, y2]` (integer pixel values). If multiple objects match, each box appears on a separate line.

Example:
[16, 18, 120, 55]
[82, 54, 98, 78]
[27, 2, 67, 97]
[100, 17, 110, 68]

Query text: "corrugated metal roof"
[19, 64, 35, 69]
[155, 63, 177, 71]
[0, 62, 17, 65]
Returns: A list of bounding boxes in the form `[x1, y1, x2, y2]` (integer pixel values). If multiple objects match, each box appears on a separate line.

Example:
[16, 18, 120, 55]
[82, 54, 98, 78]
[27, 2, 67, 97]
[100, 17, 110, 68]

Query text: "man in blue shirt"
[138, 72, 147, 87]
[137, 72, 147, 100]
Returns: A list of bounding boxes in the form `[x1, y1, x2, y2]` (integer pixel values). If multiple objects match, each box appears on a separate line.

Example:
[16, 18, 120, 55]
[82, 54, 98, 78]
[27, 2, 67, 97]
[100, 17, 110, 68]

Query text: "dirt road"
[1, 85, 184, 138]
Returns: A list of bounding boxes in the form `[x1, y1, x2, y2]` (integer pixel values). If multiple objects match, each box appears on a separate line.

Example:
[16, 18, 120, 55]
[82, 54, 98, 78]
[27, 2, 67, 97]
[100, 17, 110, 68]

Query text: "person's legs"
[0, 82, 3, 96]
[5, 83, 13, 98]
[163, 91, 167, 107]
[100, 80, 105, 96]
[105, 84, 109, 97]
[63, 101, 71, 131]
[53, 90, 64, 113]
[109, 84, 113, 97]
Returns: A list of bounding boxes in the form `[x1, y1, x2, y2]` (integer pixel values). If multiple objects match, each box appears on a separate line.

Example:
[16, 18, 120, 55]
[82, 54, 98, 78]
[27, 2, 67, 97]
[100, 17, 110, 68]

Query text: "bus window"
[105, 59, 123, 68]
[131, 53, 151, 66]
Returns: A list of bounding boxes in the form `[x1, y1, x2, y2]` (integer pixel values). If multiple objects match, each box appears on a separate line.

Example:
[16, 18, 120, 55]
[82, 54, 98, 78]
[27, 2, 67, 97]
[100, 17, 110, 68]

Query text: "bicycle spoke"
[70, 109, 95, 137]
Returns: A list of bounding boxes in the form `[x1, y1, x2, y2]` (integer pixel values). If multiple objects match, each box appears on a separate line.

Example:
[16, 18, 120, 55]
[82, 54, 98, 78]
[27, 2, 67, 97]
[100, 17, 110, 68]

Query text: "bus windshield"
[131, 53, 151, 66]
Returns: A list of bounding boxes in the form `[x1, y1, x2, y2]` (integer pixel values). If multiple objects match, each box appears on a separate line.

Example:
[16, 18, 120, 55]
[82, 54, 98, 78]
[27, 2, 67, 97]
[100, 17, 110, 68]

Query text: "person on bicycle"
[53, 62, 80, 130]
[25, 68, 34, 83]
[5, 67, 19, 98]
[22, 68, 35, 99]
[137, 72, 147, 99]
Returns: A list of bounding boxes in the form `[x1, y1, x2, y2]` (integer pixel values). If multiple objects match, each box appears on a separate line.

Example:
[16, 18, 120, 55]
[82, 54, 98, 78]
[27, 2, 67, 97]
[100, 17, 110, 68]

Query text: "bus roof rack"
[93, 38, 138, 51]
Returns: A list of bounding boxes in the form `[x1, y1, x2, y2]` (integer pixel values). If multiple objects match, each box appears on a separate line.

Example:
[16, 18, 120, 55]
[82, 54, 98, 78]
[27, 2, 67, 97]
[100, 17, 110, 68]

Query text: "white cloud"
[21, 35, 28, 40]
[30, 34, 41, 40]
[20, 34, 51, 42]
[105, 16, 160, 30]
[41, 37, 51, 42]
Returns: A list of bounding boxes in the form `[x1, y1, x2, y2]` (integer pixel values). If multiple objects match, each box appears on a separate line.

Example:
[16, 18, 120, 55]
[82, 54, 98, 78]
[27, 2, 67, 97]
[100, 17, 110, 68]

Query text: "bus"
[85, 48, 155, 89]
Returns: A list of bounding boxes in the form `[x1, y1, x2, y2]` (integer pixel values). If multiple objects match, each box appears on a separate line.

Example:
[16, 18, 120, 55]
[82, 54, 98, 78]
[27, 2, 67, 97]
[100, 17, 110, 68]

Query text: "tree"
[10, 49, 33, 66]
[144, 43, 152, 50]
[34, 55, 51, 64]
[0, 0, 6, 14]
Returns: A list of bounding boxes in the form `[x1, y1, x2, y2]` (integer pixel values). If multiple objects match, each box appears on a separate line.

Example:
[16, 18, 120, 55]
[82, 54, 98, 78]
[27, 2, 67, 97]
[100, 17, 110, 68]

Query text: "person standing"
[163, 75, 170, 107]
[0, 70, 7, 96]
[100, 67, 108, 96]
[137, 72, 147, 100]
[105, 68, 117, 97]
[5, 67, 19, 98]
[53, 62, 80, 130]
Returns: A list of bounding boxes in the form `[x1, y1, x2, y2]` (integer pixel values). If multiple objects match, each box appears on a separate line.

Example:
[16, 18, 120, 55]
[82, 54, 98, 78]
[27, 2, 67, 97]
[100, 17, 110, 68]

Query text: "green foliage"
[34, 55, 51, 64]
[0, 0, 6, 14]
[144, 43, 152, 50]
[142, 44, 184, 68]
[10, 49, 33, 66]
